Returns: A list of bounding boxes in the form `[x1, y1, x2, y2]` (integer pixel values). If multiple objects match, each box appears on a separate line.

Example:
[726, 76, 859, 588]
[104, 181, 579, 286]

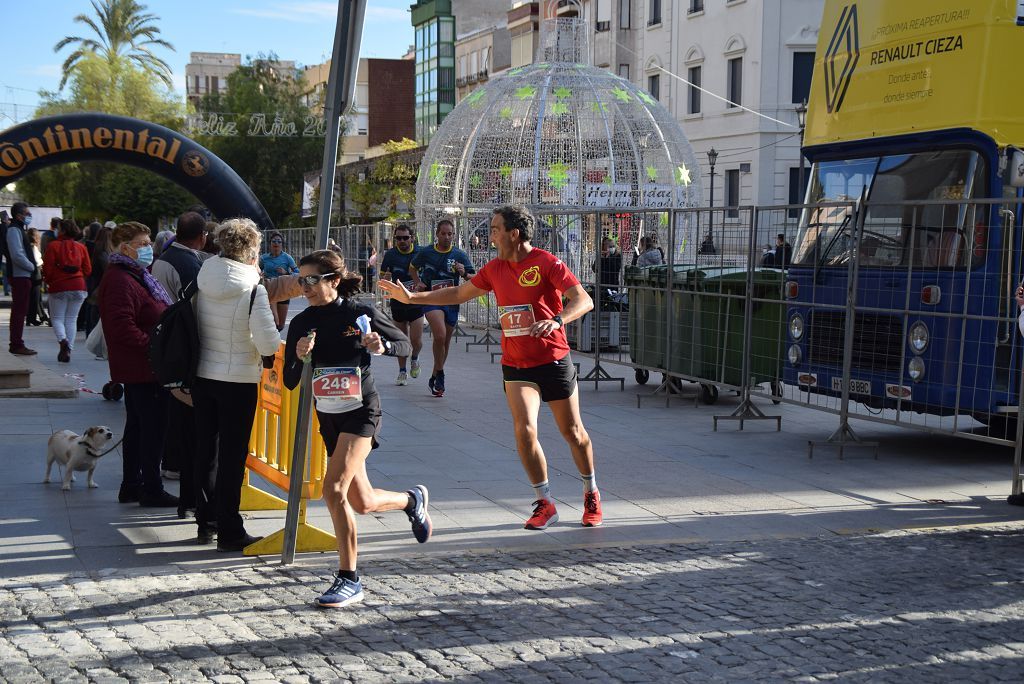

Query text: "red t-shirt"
[471, 248, 580, 368]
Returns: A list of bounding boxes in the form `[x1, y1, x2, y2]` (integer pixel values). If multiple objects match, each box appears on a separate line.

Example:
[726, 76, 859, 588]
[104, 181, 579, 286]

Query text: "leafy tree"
[54, 0, 174, 90]
[346, 138, 419, 223]
[192, 55, 327, 228]
[17, 52, 191, 228]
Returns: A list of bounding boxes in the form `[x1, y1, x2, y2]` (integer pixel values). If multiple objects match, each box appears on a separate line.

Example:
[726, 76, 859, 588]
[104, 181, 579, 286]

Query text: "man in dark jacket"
[5, 202, 37, 355]
[150, 211, 209, 513]
[0, 210, 10, 296]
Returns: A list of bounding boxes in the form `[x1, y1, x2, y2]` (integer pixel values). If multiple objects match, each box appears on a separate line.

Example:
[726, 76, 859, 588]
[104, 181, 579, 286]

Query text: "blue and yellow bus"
[783, 0, 1024, 431]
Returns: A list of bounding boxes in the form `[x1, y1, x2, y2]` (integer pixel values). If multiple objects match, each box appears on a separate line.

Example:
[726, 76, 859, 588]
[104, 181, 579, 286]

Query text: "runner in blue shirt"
[409, 219, 475, 397]
[259, 231, 299, 331]
[379, 223, 424, 386]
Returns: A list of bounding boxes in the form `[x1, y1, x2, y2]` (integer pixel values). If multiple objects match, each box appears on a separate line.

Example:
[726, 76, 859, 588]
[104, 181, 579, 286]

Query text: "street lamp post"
[706, 147, 718, 253]
[795, 99, 808, 211]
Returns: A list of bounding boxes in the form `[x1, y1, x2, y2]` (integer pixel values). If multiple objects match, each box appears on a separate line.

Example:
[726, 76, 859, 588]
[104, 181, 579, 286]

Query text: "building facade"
[454, 24, 511, 103]
[507, 0, 822, 210]
[185, 53, 241, 105]
[410, 0, 512, 144]
[305, 58, 416, 165]
[186, 52, 298, 107]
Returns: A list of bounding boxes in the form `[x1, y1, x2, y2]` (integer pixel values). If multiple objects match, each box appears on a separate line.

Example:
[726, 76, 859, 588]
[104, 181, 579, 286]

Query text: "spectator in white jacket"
[191, 218, 281, 551]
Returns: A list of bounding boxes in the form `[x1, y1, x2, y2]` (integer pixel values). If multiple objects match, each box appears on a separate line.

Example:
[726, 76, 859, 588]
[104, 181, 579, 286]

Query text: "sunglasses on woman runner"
[299, 272, 341, 287]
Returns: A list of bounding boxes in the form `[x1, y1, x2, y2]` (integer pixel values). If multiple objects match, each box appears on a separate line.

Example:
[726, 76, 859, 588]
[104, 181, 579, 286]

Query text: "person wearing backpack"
[150, 210, 209, 511]
[42, 219, 92, 362]
[98, 222, 178, 508]
[192, 218, 280, 550]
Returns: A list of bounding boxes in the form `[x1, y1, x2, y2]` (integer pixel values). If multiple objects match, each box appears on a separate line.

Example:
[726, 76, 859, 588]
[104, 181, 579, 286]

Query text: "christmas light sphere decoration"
[415, 12, 702, 232]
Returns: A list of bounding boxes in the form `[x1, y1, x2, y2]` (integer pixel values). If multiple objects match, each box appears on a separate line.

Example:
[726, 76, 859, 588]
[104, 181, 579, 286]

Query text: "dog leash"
[80, 435, 125, 458]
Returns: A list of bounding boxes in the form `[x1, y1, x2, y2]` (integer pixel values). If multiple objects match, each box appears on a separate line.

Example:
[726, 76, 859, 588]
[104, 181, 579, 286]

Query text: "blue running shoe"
[406, 485, 432, 543]
[316, 573, 363, 609]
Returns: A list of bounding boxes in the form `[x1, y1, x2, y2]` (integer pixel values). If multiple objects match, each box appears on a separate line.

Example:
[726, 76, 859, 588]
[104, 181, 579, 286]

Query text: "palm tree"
[54, 0, 175, 90]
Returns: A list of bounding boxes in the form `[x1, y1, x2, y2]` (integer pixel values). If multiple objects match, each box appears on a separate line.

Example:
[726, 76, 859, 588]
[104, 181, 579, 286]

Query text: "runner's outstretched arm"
[378, 278, 484, 307]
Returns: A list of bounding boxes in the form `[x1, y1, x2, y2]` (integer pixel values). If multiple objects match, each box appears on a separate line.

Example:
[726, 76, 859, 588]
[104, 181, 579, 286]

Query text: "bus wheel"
[700, 384, 719, 405]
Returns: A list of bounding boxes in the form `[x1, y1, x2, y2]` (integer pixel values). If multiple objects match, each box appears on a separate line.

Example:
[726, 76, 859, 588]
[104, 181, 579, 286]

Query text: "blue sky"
[0, 0, 414, 124]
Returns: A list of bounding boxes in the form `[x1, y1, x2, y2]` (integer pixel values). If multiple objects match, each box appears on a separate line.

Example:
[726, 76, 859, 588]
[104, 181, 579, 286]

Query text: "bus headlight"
[907, 356, 926, 382]
[789, 313, 804, 341]
[788, 344, 802, 366]
[908, 321, 929, 354]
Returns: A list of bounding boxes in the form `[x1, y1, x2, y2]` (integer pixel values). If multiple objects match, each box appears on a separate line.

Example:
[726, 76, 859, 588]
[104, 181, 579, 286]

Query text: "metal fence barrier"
[262, 202, 1022, 495]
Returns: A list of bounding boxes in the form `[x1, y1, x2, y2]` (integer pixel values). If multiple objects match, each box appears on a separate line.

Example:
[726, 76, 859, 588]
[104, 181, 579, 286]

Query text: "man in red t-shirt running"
[379, 205, 602, 529]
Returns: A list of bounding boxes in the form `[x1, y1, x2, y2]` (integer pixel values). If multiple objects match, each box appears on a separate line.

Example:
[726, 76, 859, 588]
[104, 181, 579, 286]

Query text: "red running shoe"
[581, 490, 603, 527]
[524, 498, 559, 530]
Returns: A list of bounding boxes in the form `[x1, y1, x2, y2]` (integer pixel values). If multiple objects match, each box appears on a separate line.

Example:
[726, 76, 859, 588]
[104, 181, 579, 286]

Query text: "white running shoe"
[396, 370, 408, 386]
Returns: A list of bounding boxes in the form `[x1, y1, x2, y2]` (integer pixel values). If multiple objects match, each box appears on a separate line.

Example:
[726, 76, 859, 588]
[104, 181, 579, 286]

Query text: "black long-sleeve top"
[284, 297, 411, 403]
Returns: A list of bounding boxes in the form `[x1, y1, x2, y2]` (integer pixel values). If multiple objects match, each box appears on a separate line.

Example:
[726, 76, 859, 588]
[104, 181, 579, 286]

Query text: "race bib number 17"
[499, 304, 536, 337]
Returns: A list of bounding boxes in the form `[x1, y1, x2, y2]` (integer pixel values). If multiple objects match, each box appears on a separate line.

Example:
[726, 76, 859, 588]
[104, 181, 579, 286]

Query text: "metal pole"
[281, 359, 314, 565]
[314, 0, 366, 251]
[283, 0, 364, 564]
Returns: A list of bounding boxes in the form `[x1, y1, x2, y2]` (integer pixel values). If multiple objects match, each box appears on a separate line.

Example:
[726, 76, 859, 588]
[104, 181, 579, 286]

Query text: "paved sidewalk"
[1, 312, 1023, 681]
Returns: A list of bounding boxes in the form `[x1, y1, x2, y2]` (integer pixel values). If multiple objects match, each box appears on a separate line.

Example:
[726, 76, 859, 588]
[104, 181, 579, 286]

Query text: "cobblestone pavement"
[2, 524, 1023, 683]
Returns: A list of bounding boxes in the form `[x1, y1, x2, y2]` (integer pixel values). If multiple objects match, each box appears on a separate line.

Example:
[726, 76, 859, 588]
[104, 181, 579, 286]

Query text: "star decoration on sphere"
[553, 86, 572, 100]
[500, 164, 513, 180]
[430, 162, 446, 187]
[465, 89, 486, 107]
[548, 162, 571, 190]
[638, 90, 657, 106]
[469, 173, 483, 188]
[515, 85, 537, 100]
[674, 164, 692, 186]
[499, 106, 513, 119]
[611, 86, 632, 103]
[646, 165, 658, 182]
[551, 102, 569, 115]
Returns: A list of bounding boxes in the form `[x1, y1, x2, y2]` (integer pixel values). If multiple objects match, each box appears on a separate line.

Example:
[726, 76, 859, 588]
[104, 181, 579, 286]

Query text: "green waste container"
[627, 265, 695, 376]
[684, 267, 784, 387]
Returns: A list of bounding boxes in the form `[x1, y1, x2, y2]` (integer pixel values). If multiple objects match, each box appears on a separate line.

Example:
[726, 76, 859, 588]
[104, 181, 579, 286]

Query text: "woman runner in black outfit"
[284, 250, 432, 608]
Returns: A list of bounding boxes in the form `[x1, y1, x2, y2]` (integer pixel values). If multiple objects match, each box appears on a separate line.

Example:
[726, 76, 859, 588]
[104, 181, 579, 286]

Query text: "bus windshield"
[792, 149, 986, 268]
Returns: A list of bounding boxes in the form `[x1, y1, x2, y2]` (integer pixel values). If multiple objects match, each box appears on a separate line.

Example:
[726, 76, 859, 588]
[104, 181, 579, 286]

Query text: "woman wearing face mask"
[284, 249, 428, 608]
[99, 222, 179, 507]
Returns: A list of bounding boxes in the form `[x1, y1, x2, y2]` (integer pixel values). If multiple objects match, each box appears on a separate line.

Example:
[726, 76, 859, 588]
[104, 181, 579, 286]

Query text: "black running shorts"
[317, 393, 382, 453]
[389, 300, 423, 323]
[502, 354, 577, 402]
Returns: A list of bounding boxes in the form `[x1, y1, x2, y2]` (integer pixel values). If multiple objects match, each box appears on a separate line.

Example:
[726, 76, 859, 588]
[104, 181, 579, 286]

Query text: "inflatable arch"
[0, 113, 274, 230]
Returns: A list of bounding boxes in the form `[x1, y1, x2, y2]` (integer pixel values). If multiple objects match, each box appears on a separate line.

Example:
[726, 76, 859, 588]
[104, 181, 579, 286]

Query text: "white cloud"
[231, 2, 336, 23]
[28, 64, 62, 78]
[365, 7, 408, 21]
[231, 2, 407, 24]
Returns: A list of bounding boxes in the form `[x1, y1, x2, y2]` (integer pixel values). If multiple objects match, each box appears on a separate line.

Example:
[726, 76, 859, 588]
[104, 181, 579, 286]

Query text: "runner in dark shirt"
[284, 249, 430, 609]
[378, 223, 424, 386]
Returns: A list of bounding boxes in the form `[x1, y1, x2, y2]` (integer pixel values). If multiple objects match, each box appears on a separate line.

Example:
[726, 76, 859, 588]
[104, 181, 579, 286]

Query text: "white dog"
[44, 426, 114, 491]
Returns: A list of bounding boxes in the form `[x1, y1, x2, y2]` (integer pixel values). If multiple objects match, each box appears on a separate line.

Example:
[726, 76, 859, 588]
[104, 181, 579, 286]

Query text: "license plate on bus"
[831, 377, 871, 396]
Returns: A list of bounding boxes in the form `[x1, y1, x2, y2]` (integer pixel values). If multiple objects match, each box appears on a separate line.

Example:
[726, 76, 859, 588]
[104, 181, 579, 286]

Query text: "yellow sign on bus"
[806, 0, 1024, 148]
